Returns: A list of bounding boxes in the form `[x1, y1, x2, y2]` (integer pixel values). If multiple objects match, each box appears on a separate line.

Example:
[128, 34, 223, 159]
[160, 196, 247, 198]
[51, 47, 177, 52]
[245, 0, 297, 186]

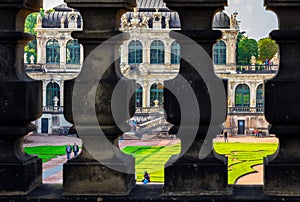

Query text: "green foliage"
[237, 37, 259, 65]
[24, 9, 45, 64]
[258, 37, 279, 63]
[214, 142, 278, 184]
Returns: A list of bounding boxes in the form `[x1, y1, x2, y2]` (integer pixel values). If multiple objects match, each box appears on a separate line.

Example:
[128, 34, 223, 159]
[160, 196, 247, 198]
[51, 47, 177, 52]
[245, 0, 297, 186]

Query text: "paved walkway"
[24, 134, 82, 184]
[23, 134, 278, 185]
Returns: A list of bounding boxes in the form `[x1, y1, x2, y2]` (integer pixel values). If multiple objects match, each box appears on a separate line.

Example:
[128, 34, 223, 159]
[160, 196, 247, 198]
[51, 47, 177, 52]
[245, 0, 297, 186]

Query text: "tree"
[258, 37, 278, 63]
[237, 37, 259, 64]
[24, 9, 45, 64]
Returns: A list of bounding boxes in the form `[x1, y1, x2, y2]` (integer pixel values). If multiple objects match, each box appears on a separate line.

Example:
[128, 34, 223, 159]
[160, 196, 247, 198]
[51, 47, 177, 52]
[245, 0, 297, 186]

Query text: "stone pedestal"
[0, 0, 43, 195]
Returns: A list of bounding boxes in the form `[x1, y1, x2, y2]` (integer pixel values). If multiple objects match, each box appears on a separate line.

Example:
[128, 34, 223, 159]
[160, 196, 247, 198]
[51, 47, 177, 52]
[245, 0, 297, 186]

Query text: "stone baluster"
[63, 0, 137, 195]
[0, 0, 43, 195]
[264, 0, 300, 196]
[163, 0, 229, 195]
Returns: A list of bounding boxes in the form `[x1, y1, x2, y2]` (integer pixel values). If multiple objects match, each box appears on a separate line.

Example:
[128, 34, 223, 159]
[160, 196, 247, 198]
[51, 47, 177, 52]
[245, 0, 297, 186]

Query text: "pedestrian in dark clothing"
[224, 131, 229, 143]
[66, 144, 72, 160]
[73, 143, 79, 157]
[142, 171, 150, 184]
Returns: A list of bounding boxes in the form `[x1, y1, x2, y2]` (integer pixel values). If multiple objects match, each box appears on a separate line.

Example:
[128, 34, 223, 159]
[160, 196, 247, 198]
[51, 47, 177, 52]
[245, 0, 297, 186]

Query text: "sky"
[44, 0, 278, 40]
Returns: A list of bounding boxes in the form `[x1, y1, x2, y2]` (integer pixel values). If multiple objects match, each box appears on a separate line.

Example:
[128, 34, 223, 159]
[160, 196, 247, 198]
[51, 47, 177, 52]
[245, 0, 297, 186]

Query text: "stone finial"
[230, 11, 239, 30]
[53, 96, 59, 107]
[61, 17, 65, 28]
[37, 13, 42, 28]
[140, 13, 149, 29]
[251, 55, 256, 66]
[24, 53, 27, 63]
[153, 7, 162, 29]
[165, 16, 170, 29]
[154, 99, 160, 107]
[30, 55, 35, 64]
[130, 7, 140, 29]
[120, 14, 130, 31]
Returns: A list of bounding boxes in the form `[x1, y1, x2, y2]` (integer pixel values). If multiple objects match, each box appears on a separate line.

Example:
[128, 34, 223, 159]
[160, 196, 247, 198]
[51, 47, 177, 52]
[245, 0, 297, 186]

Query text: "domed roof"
[125, 0, 180, 29]
[213, 11, 230, 29]
[42, 4, 82, 29]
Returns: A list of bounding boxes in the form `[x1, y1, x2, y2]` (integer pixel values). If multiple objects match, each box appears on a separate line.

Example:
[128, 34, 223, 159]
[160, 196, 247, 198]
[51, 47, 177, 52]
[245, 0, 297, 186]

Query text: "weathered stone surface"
[63, 0, 136, 195]
[264, 0, 300, 196]
[0, 0, 43, 195]
[163, 0, 228, 195]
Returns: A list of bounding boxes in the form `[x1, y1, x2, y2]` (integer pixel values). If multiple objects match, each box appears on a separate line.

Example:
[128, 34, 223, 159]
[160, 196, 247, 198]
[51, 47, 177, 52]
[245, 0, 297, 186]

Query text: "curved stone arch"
[213, 40, 227, 65]
[45, 81, 61, 107]
[128, 40, 143, 64]
[45, 38, 60, 64]
[233, 83, 251, 107]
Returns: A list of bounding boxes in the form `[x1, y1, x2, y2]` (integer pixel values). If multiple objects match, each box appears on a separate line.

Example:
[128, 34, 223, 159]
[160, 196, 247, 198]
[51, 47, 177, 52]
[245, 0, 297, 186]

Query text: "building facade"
[26, 0, 278, 135]
[26, 4, 83, 134]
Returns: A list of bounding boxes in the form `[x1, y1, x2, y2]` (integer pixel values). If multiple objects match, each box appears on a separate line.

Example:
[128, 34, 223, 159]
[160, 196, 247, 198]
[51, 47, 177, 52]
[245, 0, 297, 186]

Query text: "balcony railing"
[215, 64, 279, 74]
[229, 106, 264, 114]
[43, 106, 64, 113]
[25, 64, 81, 73]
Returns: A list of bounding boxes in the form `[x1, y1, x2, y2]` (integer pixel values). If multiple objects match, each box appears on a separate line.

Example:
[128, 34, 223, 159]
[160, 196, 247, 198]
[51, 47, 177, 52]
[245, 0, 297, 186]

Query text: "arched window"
[136, 84, 143, 107]
[256, 84, 263, 112]
[171, 41, 180, 64]
[213, 40, 226, 65]
[150, 83, 164, 106]
[46, 39, 60, 64]
[66, 40, 80, 64]
[150, 40, 165, 64]
[128, 40, 143, 64]
[235, 84, 250, 110]
[46, 82, 60, 106]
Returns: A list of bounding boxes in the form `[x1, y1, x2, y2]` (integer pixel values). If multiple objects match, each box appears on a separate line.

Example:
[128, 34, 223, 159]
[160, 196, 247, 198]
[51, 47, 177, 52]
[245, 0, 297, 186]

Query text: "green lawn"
[24, 145, 68, 163]
[214, 142, 278, 184]
[24, 143, 278, 184]
[122, 144, 181, 182]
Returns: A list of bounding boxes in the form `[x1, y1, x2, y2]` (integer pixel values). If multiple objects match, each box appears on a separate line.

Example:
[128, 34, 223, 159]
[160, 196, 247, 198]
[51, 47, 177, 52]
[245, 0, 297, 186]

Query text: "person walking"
[66, 144, 72, 160]
[73, 143, 79, 157]
[224, 131, 229, 143]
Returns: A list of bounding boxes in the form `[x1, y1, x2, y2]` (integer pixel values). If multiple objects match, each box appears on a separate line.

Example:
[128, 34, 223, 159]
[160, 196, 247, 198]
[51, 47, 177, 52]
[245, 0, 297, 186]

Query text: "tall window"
[235, 84, 250, 109]
[213, 40, 226, 65]
[150, 83, 164, 106]
[136, 84, 143, 107]
[46, 82, 60, 106]
[46, 39, 60, 64]
[150, 40, 165, 64]
[171, 41, 180, 64]
[256, 84, 263, 111]
[128, 40, 143, 64]
[66, 40, 80, 64]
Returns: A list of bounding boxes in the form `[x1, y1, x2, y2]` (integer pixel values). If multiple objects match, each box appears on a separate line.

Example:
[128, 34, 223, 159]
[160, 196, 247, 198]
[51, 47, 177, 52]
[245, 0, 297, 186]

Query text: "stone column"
[0, 0, 43, 195]
[264, 0, 300, 196]
[142, 81, 148, 108]
[60, 40, 67, 69]
[163, 0, 229, 195]
[63, 0, 136, 195]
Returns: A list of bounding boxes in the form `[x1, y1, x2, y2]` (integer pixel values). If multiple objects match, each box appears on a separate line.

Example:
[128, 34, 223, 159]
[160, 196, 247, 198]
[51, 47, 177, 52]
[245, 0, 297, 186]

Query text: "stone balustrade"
[0, 0, 300, 200]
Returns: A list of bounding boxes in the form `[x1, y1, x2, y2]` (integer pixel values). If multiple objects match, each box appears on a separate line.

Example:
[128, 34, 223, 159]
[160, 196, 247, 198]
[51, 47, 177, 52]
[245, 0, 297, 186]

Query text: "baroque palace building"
[25, 0, 278, 135]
